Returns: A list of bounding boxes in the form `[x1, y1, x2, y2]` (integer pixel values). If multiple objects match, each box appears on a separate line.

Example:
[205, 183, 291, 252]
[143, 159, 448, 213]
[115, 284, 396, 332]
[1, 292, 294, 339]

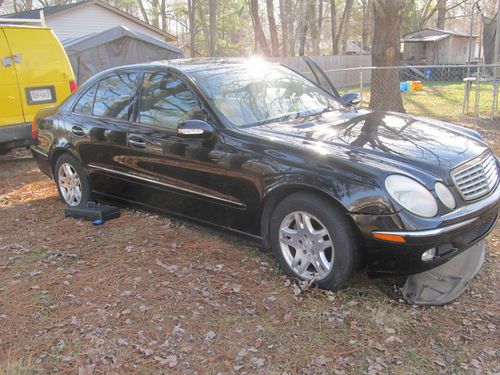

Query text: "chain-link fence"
[294, 63, 500, 125]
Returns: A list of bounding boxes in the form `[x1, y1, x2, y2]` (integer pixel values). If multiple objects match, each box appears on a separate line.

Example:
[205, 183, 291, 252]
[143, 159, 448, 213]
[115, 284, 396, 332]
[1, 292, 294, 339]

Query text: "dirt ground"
[1, 124, 499, 374]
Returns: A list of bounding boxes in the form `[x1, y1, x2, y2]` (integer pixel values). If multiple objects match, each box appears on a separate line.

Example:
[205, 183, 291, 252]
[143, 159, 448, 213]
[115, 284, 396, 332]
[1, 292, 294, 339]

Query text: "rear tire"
[54, 154, 91, 206]
[270, 192, 358, 291]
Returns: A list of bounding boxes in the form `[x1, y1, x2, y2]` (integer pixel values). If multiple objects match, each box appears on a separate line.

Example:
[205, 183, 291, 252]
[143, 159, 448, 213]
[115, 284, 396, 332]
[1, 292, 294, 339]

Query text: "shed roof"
[62, 25, 183, 55]
[402, 28, 476, 43]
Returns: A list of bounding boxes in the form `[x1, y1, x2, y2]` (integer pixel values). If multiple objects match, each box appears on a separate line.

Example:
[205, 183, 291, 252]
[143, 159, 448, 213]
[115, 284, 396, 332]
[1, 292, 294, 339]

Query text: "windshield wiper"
[246, 107, 335, 128]
[245, 112, 301, 127]
[298, 107, 334, 117]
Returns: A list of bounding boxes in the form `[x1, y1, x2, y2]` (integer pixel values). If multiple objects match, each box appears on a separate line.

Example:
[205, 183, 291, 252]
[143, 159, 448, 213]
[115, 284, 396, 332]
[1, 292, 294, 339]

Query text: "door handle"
[128, 138, 146, 149]
[71, 126, 85, 137]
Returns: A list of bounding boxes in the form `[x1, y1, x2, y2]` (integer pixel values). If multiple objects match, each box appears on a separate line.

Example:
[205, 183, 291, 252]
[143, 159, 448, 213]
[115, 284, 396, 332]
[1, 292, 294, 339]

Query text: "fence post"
[473, 66, 481, 123]
[360, 70, 364, 106]
[462, 79, 470, 116]
[492, 66, 499, 119]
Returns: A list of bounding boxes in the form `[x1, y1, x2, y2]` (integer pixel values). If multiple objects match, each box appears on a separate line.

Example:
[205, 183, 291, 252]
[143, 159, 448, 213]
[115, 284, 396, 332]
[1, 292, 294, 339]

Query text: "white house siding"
[46, 3, 164, 42]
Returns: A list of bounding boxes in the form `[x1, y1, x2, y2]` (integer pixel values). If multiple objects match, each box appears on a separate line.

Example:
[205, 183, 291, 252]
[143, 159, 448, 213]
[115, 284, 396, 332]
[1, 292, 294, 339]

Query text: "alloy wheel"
[278, 211, 334, 280]
[58, 162, 82, 206]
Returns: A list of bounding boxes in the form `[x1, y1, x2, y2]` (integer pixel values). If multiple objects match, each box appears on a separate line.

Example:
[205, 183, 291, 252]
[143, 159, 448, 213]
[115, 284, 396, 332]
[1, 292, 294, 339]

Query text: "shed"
[62, 26, 184, 83]
[401, 28, 478, 65]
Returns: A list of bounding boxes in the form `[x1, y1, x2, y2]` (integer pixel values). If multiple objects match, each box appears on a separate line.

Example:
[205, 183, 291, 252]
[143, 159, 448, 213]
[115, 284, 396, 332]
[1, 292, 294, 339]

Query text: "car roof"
[120, 57, 279, 75]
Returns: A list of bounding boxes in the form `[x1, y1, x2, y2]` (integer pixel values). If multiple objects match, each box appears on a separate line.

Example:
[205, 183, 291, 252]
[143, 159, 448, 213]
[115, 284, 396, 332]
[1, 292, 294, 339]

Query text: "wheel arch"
[50, 145, 82, 176]
[259, 184, 348, 248]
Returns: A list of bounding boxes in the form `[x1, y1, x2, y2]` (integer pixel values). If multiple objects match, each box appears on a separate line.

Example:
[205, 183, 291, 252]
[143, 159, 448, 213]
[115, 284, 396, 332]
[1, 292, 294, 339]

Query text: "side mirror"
[177, 120, 214, 138]
[341, 92, 361, 107]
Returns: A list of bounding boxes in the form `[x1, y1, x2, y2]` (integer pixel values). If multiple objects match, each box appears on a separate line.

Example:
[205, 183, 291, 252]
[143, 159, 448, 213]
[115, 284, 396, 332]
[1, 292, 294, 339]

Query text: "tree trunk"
[160, 0, 166, 31]
[308, 0, 320, 55]
[197, 2, 209, 54]
[151, 0, 160, 28]
[188, 0, 196, 57]
[208, 0, 217, 56]
[436, 0, 447, 29]
[317, 0, 324, 37]
[288, 0, 297, 56]
[279, 0, 289, 56]
[330, 0, 337, 54]
[267, 0, 280, 57]
[333, 0, 353, 54]
[298, 0, 309, 56]
[410, 0, 418, 31]
[361, 0, 371, 50]
[136, 0, 149, 24]
[369, 0, 405, 112]
[339, 0, 353, 53]
[250, 0, 271, 56]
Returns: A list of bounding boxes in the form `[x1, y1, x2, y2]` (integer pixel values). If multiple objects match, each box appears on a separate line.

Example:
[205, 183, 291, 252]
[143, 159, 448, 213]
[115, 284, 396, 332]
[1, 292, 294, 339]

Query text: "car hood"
[240, 109, 489, 182]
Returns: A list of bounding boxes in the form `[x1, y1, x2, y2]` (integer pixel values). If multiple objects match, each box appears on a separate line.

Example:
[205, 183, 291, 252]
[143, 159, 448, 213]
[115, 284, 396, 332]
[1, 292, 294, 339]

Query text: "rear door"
[3, 27, 74, 122]
[0, 29, 24, 126]
[67, 72, 138, 195]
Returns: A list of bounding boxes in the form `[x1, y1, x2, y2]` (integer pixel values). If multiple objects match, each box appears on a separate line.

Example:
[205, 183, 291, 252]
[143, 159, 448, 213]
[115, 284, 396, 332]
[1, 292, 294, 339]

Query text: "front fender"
[258, 174, 394, 248]
[263, 173, 394, 215]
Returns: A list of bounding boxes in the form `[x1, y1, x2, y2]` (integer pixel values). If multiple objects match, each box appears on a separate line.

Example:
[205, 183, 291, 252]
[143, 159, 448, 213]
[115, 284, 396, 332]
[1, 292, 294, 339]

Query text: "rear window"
[73, 84, 97, 115]
[93, 73, 138, 120]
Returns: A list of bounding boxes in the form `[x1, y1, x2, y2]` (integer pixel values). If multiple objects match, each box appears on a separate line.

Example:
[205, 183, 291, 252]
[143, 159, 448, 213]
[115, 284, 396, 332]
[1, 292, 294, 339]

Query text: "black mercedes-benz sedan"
[31, 58, 499, 292]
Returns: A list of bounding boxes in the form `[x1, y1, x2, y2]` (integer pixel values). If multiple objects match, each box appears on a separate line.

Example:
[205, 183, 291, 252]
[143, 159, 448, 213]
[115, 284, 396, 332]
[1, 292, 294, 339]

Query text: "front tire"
[270, 192, 358, 291]
[54, 154, 91, 206]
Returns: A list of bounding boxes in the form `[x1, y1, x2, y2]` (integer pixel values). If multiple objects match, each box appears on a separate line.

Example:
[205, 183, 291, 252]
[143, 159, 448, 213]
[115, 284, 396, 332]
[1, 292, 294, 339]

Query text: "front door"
[0, 29, 24, 126]
[126, 70, 233, 225]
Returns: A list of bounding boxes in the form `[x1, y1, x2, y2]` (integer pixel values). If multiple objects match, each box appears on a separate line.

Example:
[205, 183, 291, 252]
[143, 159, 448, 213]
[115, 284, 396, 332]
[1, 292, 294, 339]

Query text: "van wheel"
[269, 192, 358, 291]
[54, 154, 91, 206]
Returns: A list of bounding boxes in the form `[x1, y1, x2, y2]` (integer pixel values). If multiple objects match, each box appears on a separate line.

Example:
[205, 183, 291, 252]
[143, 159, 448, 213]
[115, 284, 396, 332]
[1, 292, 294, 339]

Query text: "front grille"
[451, 152, 499, 201]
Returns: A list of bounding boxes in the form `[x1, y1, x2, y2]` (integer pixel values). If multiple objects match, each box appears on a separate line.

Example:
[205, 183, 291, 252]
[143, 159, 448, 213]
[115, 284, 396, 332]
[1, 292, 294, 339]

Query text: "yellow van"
[0, 24, 76, 154]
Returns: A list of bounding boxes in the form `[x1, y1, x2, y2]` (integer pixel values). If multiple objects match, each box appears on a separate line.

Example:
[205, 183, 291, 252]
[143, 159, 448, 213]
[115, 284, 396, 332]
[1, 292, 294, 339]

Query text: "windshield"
[190, 61, 343, 127]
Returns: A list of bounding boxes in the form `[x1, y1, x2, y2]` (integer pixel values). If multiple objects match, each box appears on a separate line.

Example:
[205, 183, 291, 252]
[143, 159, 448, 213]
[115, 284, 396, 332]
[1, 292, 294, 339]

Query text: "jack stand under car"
[402, 240, 486, 305]
[64, 201, 121, 223]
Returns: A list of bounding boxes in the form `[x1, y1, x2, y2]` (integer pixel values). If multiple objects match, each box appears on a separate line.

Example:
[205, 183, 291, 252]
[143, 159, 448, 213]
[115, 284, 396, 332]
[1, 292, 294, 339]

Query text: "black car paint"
[31, 60, 500, 276]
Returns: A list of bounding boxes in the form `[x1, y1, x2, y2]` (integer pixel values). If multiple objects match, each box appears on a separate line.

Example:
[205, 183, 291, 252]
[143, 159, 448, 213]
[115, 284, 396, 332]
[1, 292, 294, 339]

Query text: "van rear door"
[3, 27, 74, 122]
[0, 29, 24, 126]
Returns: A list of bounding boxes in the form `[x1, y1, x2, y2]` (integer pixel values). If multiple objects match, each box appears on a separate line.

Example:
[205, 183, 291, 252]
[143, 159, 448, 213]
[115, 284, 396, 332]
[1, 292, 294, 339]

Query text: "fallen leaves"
[1, 153, 499, 374]
[154, 354, 177, 368]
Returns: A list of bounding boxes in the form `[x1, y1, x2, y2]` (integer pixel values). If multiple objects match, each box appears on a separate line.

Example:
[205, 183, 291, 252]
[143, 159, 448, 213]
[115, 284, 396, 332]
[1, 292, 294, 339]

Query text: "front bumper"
[351, 182, 500, 276]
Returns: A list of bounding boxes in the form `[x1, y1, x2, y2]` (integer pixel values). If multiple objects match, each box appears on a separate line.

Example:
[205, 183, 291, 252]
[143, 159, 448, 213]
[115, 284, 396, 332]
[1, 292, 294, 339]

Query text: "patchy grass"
[0, 131, 499, 374]
[344, 81, 499, 123]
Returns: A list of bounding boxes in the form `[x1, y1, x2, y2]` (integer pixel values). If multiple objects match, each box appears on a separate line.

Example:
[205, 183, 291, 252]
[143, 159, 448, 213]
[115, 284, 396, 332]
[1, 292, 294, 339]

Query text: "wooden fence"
[273, 55, 372, 88]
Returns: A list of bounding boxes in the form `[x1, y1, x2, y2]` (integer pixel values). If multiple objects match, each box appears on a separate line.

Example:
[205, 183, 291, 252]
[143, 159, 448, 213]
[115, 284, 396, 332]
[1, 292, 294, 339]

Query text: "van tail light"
[31, 117, 38, 140]
[69, 80, 78, 93]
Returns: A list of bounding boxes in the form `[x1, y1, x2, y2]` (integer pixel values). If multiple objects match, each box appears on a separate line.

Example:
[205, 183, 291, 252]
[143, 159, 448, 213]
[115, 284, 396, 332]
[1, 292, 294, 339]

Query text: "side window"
[138, 72, 202, 129]
[73, 84, 97, 115]
[93, 73, 138, 120]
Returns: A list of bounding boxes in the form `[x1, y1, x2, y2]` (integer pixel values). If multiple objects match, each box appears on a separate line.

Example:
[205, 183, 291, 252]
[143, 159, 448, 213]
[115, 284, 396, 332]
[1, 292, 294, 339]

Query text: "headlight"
[435, 182, 456, 210]
[385, 175, 438, 217]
